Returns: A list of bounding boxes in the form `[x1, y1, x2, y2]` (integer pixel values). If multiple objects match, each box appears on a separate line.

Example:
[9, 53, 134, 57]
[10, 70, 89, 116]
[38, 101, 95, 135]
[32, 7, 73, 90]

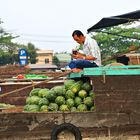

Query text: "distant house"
[36, 50, 53, 64]
[126, 53, 140, 65]
[55, 53, 71, 68]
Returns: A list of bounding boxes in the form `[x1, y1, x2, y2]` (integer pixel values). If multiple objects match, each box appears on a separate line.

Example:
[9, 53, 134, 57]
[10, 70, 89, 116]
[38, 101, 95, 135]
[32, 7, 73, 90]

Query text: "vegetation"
[0, 20, 38, 65]
[92, 23, 140, 64]
[52, 55, 60, 67]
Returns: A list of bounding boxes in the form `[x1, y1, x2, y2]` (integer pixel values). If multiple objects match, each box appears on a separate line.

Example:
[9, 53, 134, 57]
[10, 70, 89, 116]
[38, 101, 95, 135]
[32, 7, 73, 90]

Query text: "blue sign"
[19, 49, 27, 66]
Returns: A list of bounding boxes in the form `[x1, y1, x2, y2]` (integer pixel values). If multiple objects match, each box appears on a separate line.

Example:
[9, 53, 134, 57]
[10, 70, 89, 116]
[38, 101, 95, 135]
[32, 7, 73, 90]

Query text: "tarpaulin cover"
[87, 10, 140, 33]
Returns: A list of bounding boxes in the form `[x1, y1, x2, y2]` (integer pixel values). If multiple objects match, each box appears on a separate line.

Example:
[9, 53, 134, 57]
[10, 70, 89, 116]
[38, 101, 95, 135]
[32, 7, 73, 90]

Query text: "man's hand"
[71, 53, 85, 59]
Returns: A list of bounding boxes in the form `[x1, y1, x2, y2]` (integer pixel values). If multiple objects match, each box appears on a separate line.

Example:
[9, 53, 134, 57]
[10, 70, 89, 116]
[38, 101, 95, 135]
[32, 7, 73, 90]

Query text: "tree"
[92, 25, 140, 64]
[52, 56, 60, 67]
[26, 43, 38, 64]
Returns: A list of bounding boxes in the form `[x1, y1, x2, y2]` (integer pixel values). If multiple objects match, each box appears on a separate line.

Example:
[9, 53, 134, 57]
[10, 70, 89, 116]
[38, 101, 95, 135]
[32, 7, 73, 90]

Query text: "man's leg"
[75, 59, 98, 68]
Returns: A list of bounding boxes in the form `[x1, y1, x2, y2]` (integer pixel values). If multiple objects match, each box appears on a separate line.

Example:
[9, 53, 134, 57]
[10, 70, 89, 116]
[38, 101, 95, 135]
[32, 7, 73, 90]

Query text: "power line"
[14, 38, 73, 43]
[20, 33, 70, 38]
[11, 32, 71, 38]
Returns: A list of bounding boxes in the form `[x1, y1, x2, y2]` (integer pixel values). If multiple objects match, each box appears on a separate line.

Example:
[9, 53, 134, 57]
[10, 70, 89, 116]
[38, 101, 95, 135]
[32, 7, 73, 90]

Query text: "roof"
[55, 53, 71, 62]
[28, 64, 57, 69]
[37, 50, 53, 54]
[87, 10, 140, 32]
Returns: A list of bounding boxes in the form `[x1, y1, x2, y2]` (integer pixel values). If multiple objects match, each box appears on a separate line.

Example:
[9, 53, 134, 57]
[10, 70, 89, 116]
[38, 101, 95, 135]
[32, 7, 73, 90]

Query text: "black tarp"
[87, 10, 140, 33]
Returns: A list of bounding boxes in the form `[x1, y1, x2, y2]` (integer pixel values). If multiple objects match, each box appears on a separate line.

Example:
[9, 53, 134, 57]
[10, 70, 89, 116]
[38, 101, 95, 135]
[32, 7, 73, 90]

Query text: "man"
[68, 30, 101, 72]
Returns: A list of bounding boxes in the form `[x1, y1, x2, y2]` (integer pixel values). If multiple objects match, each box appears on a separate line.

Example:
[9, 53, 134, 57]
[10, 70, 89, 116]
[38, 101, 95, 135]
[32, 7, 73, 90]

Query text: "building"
[55, 53, 71, 68]
[36, 50, 53, 64]
[126, 53, 140, 65]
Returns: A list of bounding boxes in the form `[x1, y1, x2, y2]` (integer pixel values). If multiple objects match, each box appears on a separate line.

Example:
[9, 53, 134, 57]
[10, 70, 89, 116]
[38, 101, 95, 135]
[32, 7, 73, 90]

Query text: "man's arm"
[71, 51, 96, 60]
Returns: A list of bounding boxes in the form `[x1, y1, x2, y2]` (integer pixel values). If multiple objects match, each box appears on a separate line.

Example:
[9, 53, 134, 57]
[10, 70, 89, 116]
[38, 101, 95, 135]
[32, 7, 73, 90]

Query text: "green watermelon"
[65, 90, 75, 99]
[74, 97, 82, 107]
[82, 82, 92, 92]
[29, 88, 41, 96]
[66, 99, 75, 108]
[84, 97, 93, 107]
[38, 88, 49, 97]
[24, 104, 39, 112]
[64, 80, 75, 90]
[70, 81, 83, 94]
[51, 86, 66, 96]
[89, 90, 95, 99]
[90, 106, 95, 111]
[78, 90, 87, 98]
[77, 104, 88, 111]
[27, 96, 41, 105]
[40, 105, 49, 112]
[44, 90, 57, 101]
[70, 107, 77, 112]
[59, 104, 69, 111]
[55, 96, 65, 106]
[48, 103, 59, 111]
[38, 98, 49, 107]
[26, 97, 32, 104]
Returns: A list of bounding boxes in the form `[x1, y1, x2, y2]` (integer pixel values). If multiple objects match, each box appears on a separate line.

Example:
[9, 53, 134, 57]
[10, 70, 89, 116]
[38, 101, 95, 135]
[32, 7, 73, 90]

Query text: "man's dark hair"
[72, 30, 84, 37]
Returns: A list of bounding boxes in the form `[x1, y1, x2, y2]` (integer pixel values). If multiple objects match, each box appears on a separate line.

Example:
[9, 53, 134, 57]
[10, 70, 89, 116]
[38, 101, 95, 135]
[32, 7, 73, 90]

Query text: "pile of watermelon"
[24, 79, 95, 112]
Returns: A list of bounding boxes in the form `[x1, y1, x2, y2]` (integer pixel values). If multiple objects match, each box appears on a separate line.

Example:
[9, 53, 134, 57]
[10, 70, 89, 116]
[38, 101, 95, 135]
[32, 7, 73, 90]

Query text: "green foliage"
[52, 56, 60, 67]
[0, 21, 38, 65]
[92, 25, 140, 65]
[26, 43, 38, 64]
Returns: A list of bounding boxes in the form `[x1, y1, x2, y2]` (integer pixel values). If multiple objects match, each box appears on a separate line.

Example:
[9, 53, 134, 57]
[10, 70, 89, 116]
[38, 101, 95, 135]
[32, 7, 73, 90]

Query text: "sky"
[0, 0, 140, 53]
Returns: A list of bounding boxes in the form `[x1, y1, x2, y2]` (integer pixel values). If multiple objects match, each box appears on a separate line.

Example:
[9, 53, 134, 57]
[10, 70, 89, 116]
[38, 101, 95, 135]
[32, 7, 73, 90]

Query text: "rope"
[0, 71, 71, 98]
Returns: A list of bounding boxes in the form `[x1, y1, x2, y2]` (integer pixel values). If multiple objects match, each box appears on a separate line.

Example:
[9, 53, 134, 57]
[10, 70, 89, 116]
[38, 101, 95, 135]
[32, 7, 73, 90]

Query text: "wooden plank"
[0, 112, 140, 139]
[95, 94, 140, 113]
[90, 76, 140, 91]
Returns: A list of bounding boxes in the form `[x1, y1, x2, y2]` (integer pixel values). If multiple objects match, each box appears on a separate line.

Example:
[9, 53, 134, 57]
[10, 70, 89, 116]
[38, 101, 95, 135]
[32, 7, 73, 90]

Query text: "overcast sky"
[0, 0, 140, 52]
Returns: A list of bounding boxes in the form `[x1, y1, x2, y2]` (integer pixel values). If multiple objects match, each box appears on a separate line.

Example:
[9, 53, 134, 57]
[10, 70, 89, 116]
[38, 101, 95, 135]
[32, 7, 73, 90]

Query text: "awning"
[87, 10, 140, 33]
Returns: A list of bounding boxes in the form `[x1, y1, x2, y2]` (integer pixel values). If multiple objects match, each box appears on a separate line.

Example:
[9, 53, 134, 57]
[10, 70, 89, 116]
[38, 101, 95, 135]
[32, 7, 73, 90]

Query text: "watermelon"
[74, 97, 82, 107]
[64, 80, 75, 90]
[29, 88, 41, 96]
[70, 107, 77, 112]
[90, 106, 95, 111]
[89, 90, 95, 99]
[44, 90, 57, 101]
[77, 104, 88, 111]
[40, 105, 49, 112]
[24, 104, 39, 112]
[59, 104, 69, 111]
[48, 103, 59, 111]
[78, 90, 87, 98]
[26, 96, 41, 105]
[38, 88, 49, 98]
[51, 86, 66, 96]
[81, 82, 92, 92]
[65, 90, 75, 99]
[38, 98, 49, 107]
[55, 96, 65, 106]
[84, 97, 93, 107]
[70, 81, 83, 94]
[66, 99, 75, 108]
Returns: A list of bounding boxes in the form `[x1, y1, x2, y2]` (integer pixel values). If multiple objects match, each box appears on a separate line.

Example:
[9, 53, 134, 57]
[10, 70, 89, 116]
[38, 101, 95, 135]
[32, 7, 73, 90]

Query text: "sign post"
[19, 49, 27, 66]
